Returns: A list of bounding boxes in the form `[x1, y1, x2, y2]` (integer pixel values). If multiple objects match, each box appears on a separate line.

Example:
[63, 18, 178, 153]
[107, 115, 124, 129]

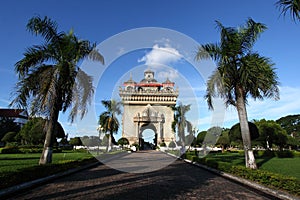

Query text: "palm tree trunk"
[236, 88, 257, 169]
[108, 132, 112, 152]
[39, 105, 59, 165]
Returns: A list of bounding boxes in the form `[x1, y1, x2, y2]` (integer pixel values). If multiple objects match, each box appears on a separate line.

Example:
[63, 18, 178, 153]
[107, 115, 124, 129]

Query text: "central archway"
[139, 123, 157, 150]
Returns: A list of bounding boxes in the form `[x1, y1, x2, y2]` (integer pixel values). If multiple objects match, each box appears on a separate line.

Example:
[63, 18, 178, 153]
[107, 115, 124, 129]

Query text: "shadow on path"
[9, 151, 271, 200]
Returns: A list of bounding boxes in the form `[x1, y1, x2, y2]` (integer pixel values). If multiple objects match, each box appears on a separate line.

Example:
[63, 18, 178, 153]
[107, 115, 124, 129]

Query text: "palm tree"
[98, 100, 121, 152]
[276, 0, 300, 22]
[10, 16, 104, 164]
[195, 18, 279, 169]
[172, 103, 193, 152]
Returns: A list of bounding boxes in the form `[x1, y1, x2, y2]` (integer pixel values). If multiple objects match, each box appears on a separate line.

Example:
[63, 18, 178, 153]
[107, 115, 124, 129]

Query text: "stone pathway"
[9, 151, 274, 200]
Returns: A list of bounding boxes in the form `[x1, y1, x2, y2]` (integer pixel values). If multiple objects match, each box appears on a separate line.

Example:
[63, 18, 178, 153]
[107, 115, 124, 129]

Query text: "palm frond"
[276, 0, 300, 22]
[240, 18, 267, 53]
[27, 16, 60, 42]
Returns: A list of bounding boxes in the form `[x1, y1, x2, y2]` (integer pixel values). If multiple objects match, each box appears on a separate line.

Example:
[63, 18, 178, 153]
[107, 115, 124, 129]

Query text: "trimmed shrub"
[275, 151, 294, 158]
[159, 142, 166, 147]
[0, 146, 21, 154]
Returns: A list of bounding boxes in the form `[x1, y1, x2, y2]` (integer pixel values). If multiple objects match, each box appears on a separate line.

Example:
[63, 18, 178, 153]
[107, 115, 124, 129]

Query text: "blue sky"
[0, 0, 300, 140]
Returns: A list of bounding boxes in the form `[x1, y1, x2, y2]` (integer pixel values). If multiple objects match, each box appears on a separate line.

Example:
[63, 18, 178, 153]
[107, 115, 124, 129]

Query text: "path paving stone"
[9, 151, 273, 200]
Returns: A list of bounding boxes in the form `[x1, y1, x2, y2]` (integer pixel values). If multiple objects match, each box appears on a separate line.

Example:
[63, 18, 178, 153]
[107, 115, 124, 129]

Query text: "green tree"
[10, 16, 104, 164]
[172, 103, 192, 152]
[69, 137, 83, 148]
[276, 114, 300, 136]
[0, 118, 20, 142]
[229, 122, 259, 148]
[98, 100, 121, 152]
[18, 117, 65, 145]
[254, 119, 288, 150]
[276, 0, 300, 22]
[196, 19, 279, 169]
[286, 135, 300, 149]
[168, 140, 176, 148]
[196, 131, 207, 146]
[18, 117, 45, 145]
[1, 132, 17, 144]
[217, 129, 230, 153]
[118, 137, 129, 148]
[205, 126, 222, 146]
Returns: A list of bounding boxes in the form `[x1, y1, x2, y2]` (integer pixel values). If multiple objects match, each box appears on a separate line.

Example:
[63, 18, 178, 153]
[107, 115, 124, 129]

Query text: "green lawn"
[257, 157, 300, 180]
[183, 150, 300, 196]
[0, 151, 96, 190]
[194, 151, 300, 180]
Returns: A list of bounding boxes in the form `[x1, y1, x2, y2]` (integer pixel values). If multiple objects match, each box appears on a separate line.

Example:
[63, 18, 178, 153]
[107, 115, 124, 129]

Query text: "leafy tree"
[185, 133, 196, 147]
[18, 117, 45, 145]
[87, 136, 101, 147]
[205, 126, 222, 146]
[172, 103, 192, 151]
[10, 16, 104, 164]
[69, 137, 83, 147]
[98, 100, 121, 152]
[17, 117, 65, 145]
[168, 140, 176, 148]
[118, 137, 129, 147]
[0, 118, 20, 142]
[196, 131, 207, 146]
[1, 132, 17, 144]
[276, 114, 300, 136]
[254, 119, 288, 150]
[229, 122, 259, 148]
[217, 129, 230, 153]
[286, 135, 300, 149]
[276, 0, 300, 22]
[195, 18, 279, 169]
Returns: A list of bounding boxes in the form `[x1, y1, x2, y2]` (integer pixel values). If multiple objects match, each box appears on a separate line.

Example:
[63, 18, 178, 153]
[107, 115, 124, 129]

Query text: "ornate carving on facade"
[119, 69, 178, 147]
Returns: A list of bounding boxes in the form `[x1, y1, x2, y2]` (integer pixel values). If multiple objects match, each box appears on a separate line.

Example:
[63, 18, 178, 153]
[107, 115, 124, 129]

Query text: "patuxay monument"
[119, 69, 178, 148]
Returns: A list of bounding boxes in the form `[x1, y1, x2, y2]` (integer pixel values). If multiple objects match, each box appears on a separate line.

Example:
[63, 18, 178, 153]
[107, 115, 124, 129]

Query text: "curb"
[0, 161, 100, 199]
[166, 152, 299, 200]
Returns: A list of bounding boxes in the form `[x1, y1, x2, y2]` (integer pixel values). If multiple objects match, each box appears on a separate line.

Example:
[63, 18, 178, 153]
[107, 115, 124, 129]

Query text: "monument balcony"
[133, 116, 163, 123]
[119, 89, 178, 96]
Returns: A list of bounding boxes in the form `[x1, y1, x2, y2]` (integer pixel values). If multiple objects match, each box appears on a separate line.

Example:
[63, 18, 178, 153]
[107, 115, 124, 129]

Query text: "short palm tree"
[195, 18, 279, 169]
[98, 100, 121, 152]
[10, 16, 104, 164]
[172, 103, 193, 152]
[276, 0, 300, 22]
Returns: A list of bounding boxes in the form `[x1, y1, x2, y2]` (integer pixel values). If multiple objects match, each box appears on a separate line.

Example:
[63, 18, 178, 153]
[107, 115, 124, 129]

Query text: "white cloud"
[191, 86, 300, 131]
[157, 70, 179, 80]
[246, 86, 300, 120]
[138, 43, 182, 66]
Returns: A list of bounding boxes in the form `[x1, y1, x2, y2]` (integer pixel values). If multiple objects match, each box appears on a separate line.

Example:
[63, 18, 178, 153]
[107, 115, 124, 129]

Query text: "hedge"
[185, 152, 300, 196]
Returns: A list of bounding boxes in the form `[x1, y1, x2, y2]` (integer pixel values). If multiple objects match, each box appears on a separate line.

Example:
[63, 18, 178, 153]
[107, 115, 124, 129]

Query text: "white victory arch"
[119, 69, 178, 147]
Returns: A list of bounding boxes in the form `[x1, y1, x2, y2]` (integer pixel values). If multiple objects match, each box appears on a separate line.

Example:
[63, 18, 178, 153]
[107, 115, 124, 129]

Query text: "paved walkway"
[9, 151, 273, 200]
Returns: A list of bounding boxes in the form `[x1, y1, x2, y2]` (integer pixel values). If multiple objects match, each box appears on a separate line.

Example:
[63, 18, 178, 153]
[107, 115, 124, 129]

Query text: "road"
[9, 151, 274, 200]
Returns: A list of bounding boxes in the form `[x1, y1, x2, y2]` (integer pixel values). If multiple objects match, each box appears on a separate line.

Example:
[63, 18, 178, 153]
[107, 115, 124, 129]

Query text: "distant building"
[119, 69, 178, 147]
[0, 108, 28, 126]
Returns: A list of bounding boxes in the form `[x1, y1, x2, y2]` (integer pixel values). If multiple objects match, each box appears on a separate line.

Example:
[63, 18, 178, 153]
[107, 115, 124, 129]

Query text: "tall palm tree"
[10, 16, 104, 164]
[98, 100, 121, 152]
[276, 0, 300, 22]
[172, 103, 192, 152]
[195, 18, 279, 169]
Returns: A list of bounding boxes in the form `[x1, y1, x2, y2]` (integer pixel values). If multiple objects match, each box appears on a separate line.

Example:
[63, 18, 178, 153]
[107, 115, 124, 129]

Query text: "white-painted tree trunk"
[236, 89, 257, 169]
[39, 104, 59, 165]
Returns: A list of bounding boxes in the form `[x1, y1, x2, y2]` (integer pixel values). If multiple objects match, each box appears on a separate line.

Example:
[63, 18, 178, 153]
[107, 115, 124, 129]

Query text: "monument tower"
[119, 69, 178, 147]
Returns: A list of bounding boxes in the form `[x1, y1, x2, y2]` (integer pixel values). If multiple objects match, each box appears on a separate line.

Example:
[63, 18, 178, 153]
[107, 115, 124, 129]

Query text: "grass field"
[199, 152, 300, 180]
[181, 150, 300, 196]
[0, 150, 96, 189]
[0, 151, 94, 173]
